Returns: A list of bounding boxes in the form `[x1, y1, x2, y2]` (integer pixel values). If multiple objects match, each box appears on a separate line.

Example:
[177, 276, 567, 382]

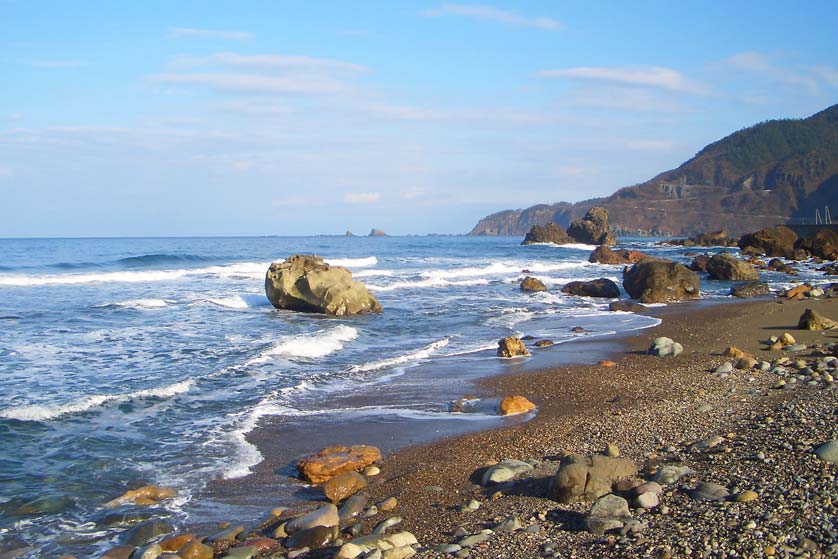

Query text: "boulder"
[240, 538, 281, 556]
[369, 229, 387, 237]
[334, 532, 418, 559]
[449, 396, 534, 416]
[622, 260, 700, 303]
[547, 454, 637, 504]
[323, 471, 368, 503]
[285, 526, 337, 551]
[265, 254, 382, 316]
[498, 395, 536, 415]
[177, 541, 214, 559]
[705, 252, 759, 281]
[104, 485, 176, 508]
[689, 254, 710, 272]
[588, 246, 649, 265]
[567, 207, 615, 245]
[767, 258, 796, 274]
[497, 337, 530, 358]
[521, 223, 572, 245]
[520, 276, 547, 292]
[297, 445, 382, 484]
[795, 229, 838, 260]
[121, 520, 174, 547]
[338, 493, 368, 522]
[586, 494, 632, 535]
[647, 337, 683, 357]
[608, 300, 648, 313]
[731, 281, 770, 298]
[561, 278, 620, 298]
[738, 226, 797, 257]
[481, 459, 534, 485]
[798, 308, 836, 330]
[285, 504, 340, 535]
[688, 230, 737, 247]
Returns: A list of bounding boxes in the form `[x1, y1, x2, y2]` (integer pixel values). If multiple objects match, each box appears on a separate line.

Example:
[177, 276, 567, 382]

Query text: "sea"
[0, 235, 826, 557]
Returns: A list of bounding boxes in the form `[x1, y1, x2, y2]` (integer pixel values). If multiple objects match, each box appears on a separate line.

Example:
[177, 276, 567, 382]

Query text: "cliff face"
[470, 104, 838, 238]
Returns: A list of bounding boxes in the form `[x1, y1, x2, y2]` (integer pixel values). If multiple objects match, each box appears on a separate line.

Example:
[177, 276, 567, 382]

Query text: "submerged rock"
[105, 485, 176, 508]
[588, 245, 649, 265]
[520, 276, 547, 292]
[731, 281, 770, 298]
[738, 226, 797, 257]
[561, 278, 620, 298]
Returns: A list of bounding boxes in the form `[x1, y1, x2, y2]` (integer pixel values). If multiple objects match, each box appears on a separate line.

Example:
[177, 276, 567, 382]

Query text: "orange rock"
[177, 540, 214, 559]
[785, 284, 812, 298]
[598, 360, 617, 367]
[723, 346, 753, 360]
[298, 445, 382, 483]
[323, 471, 368, 503]
[498, 395, 536, 416]
[161, 534, 196, 552]
[105, 485, 177, 507]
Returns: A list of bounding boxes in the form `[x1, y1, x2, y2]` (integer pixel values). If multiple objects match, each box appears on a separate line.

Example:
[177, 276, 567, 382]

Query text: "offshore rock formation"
[566, 207, 616, 245]
[623, 260, 701, 304]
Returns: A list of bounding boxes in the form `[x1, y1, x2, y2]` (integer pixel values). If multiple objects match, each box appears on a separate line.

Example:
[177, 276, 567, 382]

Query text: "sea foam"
[246, 325, 359, 364]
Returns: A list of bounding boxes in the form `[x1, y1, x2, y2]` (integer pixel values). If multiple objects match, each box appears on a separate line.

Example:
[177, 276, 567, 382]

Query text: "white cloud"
[623, 139, 673, 152]
[209, 100, 293, 117]
[344, 192, 381, 204]
[567, 87, 690, 113]
[29, 60, 87, 68]
[422, 4, 560, 30]
[539, 66, 702, 94]
[169, 27, 252, 41]
[148, 72, 351, 95]
[722, 51, 820, 93]
[174, 52, 366, 73]
[808, 65, 838, 87]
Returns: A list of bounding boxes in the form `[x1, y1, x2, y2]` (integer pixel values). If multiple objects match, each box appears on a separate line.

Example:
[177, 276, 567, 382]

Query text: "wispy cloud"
[169, 27, 252, 41]
[148, 72, 351, 95]
[809, 65, 838, 87]
[344, 192, 381, 204]
[174, 52, 365, 72]
[623, 139, 673, 152]
[209, 100, 293, 117]
[539, 66, 702, 94]
[29, 60, 87, 68]
[565, 87, 692, 113]
[422, 4, 560, 30]
[722, 51, 820, 93]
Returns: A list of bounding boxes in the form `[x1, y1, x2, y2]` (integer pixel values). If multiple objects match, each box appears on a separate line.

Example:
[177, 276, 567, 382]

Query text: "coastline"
[194, 293, 838, 556]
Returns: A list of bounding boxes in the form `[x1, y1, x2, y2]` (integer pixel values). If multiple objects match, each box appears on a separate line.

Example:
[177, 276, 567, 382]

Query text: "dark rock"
[738, 226, 797, 257]
[497, 337, 530, 358]
[338, 493, 369, 522]
[608, 300, 648, 312]
[521, 223, 572, 245]
[520, 276, 547, 292]
[285, 526, 336, 550]
[731, 281, 770, 298]
[121, 520, 174, 547]
[705, 252, 760, 281]
[561, 278, 620, 298]
[798, 308, 836, 330]
[100, 546, 136, 559]
[567, 207, 615, 245]
[588, 246, 649, 265]
[689, 254, 710, 272]
[622, 259, 700, 303]
[368, 229, 387, 237]
[795, 229, 838, 260]
[548, 454, 638, 504]
[534, 339, 553, 347]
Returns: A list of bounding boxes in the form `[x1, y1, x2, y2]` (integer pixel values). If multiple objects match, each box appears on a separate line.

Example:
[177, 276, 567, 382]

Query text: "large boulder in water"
[567, 207, 616, 246]
[265, 255, 382, 316]
[521, 222, 572, 245]
[562, 278, 620, 298]
[705, 252, 760, 281]
[588, 245, 649, 265]
[623, 259, 700, 303]
[795, 229, 838, 260]
[738, 226, 797, 257]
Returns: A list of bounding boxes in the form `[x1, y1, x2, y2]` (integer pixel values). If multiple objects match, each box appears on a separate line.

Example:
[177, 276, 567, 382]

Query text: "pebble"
[372, 516, 402, 535]
[432, 544, 462, 554]
[458, 534, 491, 548]
[690, 482, 730, 502]
[714, 362, 734, 374]
[377, 497, 398, 512]
[735, 490, 759, 502]
[814, 441, 838, 463]
[364, 466, 381, 476]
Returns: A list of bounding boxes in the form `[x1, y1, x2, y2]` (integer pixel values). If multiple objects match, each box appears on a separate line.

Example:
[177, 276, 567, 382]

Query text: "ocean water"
[0, 236, 826, 556]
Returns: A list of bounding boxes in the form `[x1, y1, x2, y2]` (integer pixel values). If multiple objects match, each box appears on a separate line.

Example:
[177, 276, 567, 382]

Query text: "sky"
[1, 1, 837, 237]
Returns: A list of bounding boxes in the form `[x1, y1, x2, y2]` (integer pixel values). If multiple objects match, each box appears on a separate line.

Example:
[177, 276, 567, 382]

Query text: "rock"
[653, 465, 694, 485]
[324, 471, 368, 504]
[798, 308, 836, 330]
[714, 362, 734, 374]
[689, 254, 710, 272]
[588, 246, 649, 265]
[608, 300, 648, 312]
[784, 284, 812, 299]
[520, 276, 547, 292]
[382, 547, 416, 559]
[378, 497, 398, 512]
[534, 339, 553, 347]
[604, 443, 620, 458]
[241, 538, 281, 556]
[160, 535, 196, 553]
[693, 435, 725, 451]
[334, 532, 418, 559]
[372, 516, 402, 535]
[265, 254, 382, 316]
[690, 482, 729, 502]
[779, 332, 796, 345]
[623, 259, 700, 303]
[647, 337, 683, 357]
[686, 230, 738, 247]
[599, 360, 617, 367]
[104, 486, 176, 508]
[297, 445, 382, 483]
[100, 546, 136, 559]
[705, 252, 760, 281]
[285, 526, 336, 550]
[493, 516, 523, 533]
[731, 281, 770, 298]
[814, 441, 838, 463]
[497, 395, 536, 415]
[548, 454, 637, 503]
[497, 337, 530, 358]
[339, 494, 369, 522]
[481, 459, 534, 485]
[634, 492, 659, 509]
[207, 525, 244, 552]
[567, 207, 615, 245]
[177, 541, 213, 559]
[561, 278, 620, 298]
[586, 495, 631, 535]
[521, 223, 572, 245]
[133, 544, 162, 559]
[369, 229, 387, 237]
[122, 521, 174, 547]
[738, 226, 798, 257]
[735, 490, 759, 502]
[723, 346, 752, 359]
[795, 229, 838, 260]
[634, 481, 663, 495]
[223, 547, 258, 559]
[10, 495, 75, 516]
[285, 504, 340, 534]
[736, 357, 758, 370]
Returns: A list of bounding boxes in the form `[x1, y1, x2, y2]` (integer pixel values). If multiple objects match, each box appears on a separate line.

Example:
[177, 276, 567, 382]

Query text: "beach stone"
[459, 534, 491, 548]
[653, 465, 694, 485]
[586, 495, 631, 535]
[377, 497, 398, 512]
[364, 465, 380, 476]
[285, 504, 339, 534]
[265, 254, 382, 316]
[622, 259, 700, 303]
[339, 493, 369, 522]
[534, 339, 554, 347]
[324, 471, 368, 503]
[133, 544, 162, 559]
[297, 445, 382, 483]
[548, 454, 638, 503]
[779, 332, 796, 345]
[608, 300, 648, 312]
[714, 362, 734, 374]
[735, 490, 759, 502]
[105, 485, 176, 508]
[122, 520, 174, 547]
[497, 395, 536, 416]
[285, 525, 336, 550]
[731, 281, 770, 298]
[634, 491, 659, 509]
[222, 547, 257, 559]
[815, 441, 838, 463]
[736, 357, 758, 370]
[160, 534, 196, 552]
[240, 537, 280, 555]
[493, 516, 523, 533]
[589, 245, 649, 265]
[605, 443, 620, 458]
[101, 546, 136, 559]
[207, 525, 244, 551]
[690, 482, 729, 502]
[693, 435, 725, 451]
[786, 343, 807, 352]
[598, 359, 617, 367]
[335, 532, 418, 558]
[432, 544, 461, 553]
[382, 548, 416, 559]
[647, 337, 683, 357]
[634, 481, 663, 495]
[520, 276, 547, 292]
[373, 516, 402, 535]
[706, 252, 759, 281]
[288, 549, 310, 559]
[798, 308, 836, 330]
[177, 541, 213, 559]
[724, 346, 752, 359]
[497, 337, 530, 357]
[481, 459, 534, 485]
[561, 278, 621, 298]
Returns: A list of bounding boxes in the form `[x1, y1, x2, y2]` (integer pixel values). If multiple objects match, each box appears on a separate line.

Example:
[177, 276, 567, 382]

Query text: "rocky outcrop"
[798, 308, 836, 330]
[705, 252, 760, 281]
[588, 246, 649, 265]
[547, 454, 638, 504]
[265, 255, 382, 316]
[738, 226, 798, 257]
[368, 229, 387, 237]
[622, 260, 701, 303]
[689, 254, 710, 272]
[520, 276, 547, 292]
[795, 229, 838, 260]
[609, 300, 648, 312]
[561, 278, 620, 298]
[521, 223, 572, 245]
[566, 207, 616, 245]
[297, 445, 382, 484]
[497, 337, 530, 358]
[731, 281, 770, 298]
[665, 230, 738, 247]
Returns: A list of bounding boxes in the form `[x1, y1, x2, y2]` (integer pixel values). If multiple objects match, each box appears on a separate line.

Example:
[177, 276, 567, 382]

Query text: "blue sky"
[1, 1, 836, 237]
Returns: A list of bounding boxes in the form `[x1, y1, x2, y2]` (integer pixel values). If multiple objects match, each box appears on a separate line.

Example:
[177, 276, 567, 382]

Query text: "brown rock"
[548, 454, 638, 504]
[521, 222, 572, 245]
[240, 537, 281, 555]
[736, 357, 758, 370]
[498, 395, 536, 415]
[785, 284, 812, 299]
[534, 339, 554, 347]
[100, 546, 135, 559]
[723, 346, 753, 360]
[798, 308, 836, 330]
[588, 246, 649, 265]
[104, 485, 176, 508]
[608, 300, 648, 312]
[689, 254, 710, 272]
[286, 526, 337, 551]
[598, 360, 617, 367]
[497, 337, 530, 358]
[520, 276, 547, 292]
[795, 229, 838, 260]
[160, 534, 196, 552]
[738, 226, 798, 257]
[731, 281, 770, 298]
[567, 206, 615, 245]
[705, 252, 760, 281]
[298, 445, 382, 484]
[622, 259, 700, 303]
[177, 541, 214, 559]
[323, 471, 368, 503]
[562, 278, 620, 298]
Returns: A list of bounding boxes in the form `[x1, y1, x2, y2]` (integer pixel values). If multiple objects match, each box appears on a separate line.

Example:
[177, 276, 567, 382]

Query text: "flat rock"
[298, 445, 382, 483]
[653, 465, 694, 485]
[285, 504, 339, 534]
[815, 441, 838, 463]
[481, 459, 534, 485]
[691, 482, 729, 502]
